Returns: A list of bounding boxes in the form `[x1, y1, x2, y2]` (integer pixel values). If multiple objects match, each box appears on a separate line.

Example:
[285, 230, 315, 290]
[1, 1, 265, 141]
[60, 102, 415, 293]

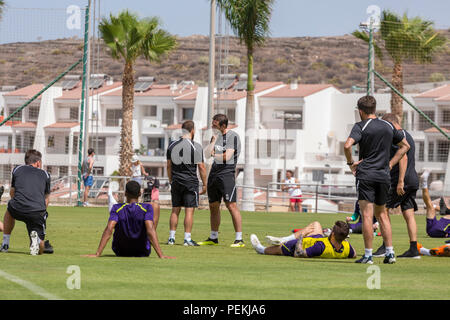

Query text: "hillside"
[1, 32, 449, 91]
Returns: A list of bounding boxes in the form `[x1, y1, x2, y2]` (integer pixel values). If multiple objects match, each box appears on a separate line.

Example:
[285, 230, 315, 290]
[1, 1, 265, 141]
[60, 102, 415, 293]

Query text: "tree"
[99, 11, 176, 178]
[0, 1, 5, 21]
[353, 10, 447, 122]
[217, 0, 274, 211]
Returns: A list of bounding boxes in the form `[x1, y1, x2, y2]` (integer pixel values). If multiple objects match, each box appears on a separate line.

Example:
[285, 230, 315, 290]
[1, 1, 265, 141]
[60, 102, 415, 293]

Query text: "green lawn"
[0, 205, 448, 300]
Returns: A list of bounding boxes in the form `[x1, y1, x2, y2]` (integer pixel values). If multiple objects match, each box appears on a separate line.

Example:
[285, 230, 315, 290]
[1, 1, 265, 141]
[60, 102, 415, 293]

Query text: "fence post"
[315, 183, 319, 213]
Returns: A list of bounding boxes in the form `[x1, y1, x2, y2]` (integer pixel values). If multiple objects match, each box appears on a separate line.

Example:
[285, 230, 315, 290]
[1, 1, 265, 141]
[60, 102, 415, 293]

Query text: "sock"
[410, 241, 417, 251]
[386, 246, 394, 255]
[2, 234, 10, 246]
[108, 191, 117, 212]
[421, 171, 429, 189]
[210, 231, 219, 240]
[282, 234, 296, 242]
[255, 244, 266, 255]
[235, 232, 242, 241]
[184, 232, 191, 241]
[439, 198, 448, 215]
[365, 248, 373, 257]
[169, 230, 176, 239]
[420, 247, 431, 256]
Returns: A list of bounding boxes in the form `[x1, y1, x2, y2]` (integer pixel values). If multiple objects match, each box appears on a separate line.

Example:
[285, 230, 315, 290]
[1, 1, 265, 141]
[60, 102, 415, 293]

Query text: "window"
[59, 166, 68, 177]
[401, 112, 409, 130]
[47, 136, 55, 148]
[216, 107, 236, 123]
[437, 141, 450, 162]
[257, 139, 279, 158]
[162, 109, 174, 125]
[89, 137, 106, 155]
[28, 106, 39, 121]
[283, 111, 302, 129]
[182, 108, 194, 120]
[143, 105, 157, 117]
[442, 109, 450, 124]
[92, 167, 104, 175]
[106, 109, 122, 127]
[418, 111, 435, 130]
[428, 142, 434, 162]
[70, 107, 79, 120]
[8, 107, 22, 121]
[417, 141, 424, 162]
[147, 137, 165, 156]
[1, 164, 11, 180]
[72, 135, 79, 154]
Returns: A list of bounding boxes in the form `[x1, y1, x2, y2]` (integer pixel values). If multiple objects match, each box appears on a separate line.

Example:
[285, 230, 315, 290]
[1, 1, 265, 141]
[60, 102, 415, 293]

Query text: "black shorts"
[170, 181, 199, 208]
[386, 188, 418, 212]
[207, 174, 237, 203]
[7, 204, 48, 240]
[356, 179, 389, 206]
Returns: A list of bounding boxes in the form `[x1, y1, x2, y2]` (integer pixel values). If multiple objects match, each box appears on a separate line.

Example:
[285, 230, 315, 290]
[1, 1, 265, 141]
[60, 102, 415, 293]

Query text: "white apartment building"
[0, 76, 448, 195]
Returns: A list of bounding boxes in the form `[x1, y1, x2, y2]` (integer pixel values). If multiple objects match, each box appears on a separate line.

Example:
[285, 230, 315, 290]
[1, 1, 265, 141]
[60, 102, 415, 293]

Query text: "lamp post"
[273, 112, 302, 181]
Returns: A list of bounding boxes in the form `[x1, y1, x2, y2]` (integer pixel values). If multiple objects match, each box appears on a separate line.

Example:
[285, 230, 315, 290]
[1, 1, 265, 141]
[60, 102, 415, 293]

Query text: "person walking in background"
[82, 148, 95, 207]
[281, 170, 302, 212]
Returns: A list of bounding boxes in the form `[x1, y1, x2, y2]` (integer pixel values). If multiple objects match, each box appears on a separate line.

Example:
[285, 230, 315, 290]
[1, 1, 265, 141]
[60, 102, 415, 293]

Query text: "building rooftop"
[414, 84, 450, 99]
[261, 84, 335, 98]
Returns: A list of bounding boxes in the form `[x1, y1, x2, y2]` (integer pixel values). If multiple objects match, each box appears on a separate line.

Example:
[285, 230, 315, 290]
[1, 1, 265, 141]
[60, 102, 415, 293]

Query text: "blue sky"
[2, 0, 450, 40]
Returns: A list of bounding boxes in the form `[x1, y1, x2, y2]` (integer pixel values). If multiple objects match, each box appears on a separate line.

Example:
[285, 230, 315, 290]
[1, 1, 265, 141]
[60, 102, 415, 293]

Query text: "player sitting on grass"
[420, 170, 450, 238]
[251, 221, 357, 259]
[84, 181, 174, 259]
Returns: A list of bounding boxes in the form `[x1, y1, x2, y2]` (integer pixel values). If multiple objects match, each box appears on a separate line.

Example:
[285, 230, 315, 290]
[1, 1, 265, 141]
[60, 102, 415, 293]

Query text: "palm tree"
[99, 11, 176, 178]
[0, 1, 5, 21]
[353, 10, 447, 122]
[217, 0, 274, 211]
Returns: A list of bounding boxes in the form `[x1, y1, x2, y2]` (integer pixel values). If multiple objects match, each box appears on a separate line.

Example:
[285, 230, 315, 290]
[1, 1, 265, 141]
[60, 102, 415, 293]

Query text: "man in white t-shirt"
[282, 170, 302, 212]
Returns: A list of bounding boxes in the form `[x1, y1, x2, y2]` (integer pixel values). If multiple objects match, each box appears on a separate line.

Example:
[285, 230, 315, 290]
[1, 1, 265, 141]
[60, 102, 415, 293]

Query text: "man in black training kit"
[199, 114, 244, 247]
[344, 96, 409, 264]
[0, 150, 53, 255]
[372, 113, 420, 259]
[166, 120, 207, 246]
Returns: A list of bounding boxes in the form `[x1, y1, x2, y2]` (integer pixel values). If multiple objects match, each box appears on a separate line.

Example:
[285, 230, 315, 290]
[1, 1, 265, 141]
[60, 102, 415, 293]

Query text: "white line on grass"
[0, 269, 64, 300]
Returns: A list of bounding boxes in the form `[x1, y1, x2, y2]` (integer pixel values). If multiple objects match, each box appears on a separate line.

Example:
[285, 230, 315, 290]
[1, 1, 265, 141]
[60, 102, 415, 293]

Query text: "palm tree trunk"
[242, 48, 255, 211]
[119, 61, 135, 180]
[390, 62, 404, 123]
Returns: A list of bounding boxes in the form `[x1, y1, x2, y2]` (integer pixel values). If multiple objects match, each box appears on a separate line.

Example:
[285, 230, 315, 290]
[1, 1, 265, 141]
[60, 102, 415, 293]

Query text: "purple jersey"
[109, 202, 154, 257]
[426, 216, 450, 238]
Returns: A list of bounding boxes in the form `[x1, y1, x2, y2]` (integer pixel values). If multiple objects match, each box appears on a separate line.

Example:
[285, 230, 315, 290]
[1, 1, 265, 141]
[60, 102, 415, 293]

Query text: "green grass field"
[0, 205, 448, 300]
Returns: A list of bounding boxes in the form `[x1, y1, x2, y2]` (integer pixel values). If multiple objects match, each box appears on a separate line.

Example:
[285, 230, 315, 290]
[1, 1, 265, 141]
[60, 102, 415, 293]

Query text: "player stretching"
[166, 120, 207, 246]
[198, 114, 244, 247]
[420, 170, 450, 238]
[85, 181, 174, 258]
[344, 96, 409, 264]
[372, 114, 420, 259]
[0, 150, 51, 255]
[251, 221, 356, 259]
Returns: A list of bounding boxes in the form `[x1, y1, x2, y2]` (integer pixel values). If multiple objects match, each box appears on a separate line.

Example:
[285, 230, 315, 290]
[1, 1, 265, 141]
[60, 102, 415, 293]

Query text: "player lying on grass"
[84, 181, 174, 258]
[417, 243, 450, 257]
[345, 201, 380, 236]
[421, 170, 450, 238]
[251, 221, 356, 259]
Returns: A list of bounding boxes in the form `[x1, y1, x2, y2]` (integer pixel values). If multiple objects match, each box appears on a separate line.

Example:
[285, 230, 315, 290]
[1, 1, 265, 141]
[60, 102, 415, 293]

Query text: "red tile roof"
[12, 122, 37, 128]
[415, 84, 450, 99]
[175, 82, 284, 101]
[105, 84, 197, 98]
[261, 84, 335, 98]
[58, 81, 122, 100]
[424, 126, 450, 133]
[45, 122, 79, 129]
[4, 84, 44, 99]
[435, 93, 450, 102]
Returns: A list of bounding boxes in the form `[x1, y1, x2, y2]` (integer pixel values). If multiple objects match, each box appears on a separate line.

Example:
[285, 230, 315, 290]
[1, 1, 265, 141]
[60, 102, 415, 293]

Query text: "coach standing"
[344, 96, 409, 264]
[198, 114, 244, 248]
[166, 120, 207, 246]
[0, 150, 51, 255]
